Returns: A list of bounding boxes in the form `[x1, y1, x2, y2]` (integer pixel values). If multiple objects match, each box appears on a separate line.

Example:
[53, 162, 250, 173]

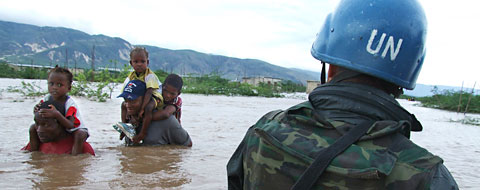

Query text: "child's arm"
[132, 99, 155, 144]
[152, 105, 177, 121]
[139, 88, 154, 117]
[38, 105, 74, 129]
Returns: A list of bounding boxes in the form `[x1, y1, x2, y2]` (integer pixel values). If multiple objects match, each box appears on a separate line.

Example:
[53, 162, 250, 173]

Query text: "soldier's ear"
[327, 65, 339, 82]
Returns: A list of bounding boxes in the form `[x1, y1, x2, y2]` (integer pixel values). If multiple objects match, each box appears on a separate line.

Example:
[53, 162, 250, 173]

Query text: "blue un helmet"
[311, 0, 427, 90]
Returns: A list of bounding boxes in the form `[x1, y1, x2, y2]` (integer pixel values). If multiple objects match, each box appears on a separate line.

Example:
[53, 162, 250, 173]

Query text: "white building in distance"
[242, 77, 282, 86]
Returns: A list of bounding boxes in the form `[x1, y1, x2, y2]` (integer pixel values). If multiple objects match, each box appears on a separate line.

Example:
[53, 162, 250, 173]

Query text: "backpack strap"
[291, 120, 375, 190]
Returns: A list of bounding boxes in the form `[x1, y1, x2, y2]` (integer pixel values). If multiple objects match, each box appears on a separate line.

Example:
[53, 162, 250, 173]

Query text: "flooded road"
[0, 78, 479, 189]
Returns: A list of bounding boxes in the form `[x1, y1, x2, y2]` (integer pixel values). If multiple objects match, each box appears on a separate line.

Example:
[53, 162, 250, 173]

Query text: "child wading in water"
[118, 74, 184, 145]
[28, 66, 89, 155]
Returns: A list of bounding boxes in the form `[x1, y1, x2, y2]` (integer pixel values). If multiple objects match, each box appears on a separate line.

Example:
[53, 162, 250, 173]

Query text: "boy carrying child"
[119, 47, 184, 144]
[117, 77, 191, 146]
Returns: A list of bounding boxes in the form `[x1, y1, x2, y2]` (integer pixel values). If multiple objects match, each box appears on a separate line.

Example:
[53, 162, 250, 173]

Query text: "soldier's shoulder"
[256, 101, 315, 122]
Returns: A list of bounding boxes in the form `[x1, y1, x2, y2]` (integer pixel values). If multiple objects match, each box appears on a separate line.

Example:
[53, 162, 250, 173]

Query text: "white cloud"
[416, 0, 480, 87]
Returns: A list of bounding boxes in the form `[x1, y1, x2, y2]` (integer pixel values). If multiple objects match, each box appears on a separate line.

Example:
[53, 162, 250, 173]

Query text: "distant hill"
[142, 45, 321, 84]
[0, 20, 319, 84]
[3, 20, 466, 94]
[289, 68, 321, 81]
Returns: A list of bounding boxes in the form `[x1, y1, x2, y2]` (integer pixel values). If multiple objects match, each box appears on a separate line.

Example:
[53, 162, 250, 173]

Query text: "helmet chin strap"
[321, 61, 326, 84]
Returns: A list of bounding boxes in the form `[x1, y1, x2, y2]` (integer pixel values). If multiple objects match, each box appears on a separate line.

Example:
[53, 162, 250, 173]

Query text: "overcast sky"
[0, 0, 479, 88]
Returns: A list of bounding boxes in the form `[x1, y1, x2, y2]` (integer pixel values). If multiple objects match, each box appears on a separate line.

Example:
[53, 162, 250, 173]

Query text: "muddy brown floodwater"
[0, 78, 479, 189]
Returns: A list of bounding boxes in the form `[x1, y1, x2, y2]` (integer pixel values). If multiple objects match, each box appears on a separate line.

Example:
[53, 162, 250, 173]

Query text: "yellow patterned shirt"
[122, 68, 164, 109]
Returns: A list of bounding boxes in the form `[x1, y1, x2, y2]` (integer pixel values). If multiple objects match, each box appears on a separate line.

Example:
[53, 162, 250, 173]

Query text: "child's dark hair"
[48, 66, 73, 85]
[164, 74, 183, 92]
[39, 99, 66, 116]
[130, 46, 149, 59]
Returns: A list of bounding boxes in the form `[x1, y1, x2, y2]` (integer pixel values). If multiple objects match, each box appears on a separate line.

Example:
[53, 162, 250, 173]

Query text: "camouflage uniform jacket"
[227, 82, 458, 190]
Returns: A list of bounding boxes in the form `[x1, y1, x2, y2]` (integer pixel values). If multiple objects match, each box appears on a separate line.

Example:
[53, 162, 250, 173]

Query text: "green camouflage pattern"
[227, 101, 443, 190]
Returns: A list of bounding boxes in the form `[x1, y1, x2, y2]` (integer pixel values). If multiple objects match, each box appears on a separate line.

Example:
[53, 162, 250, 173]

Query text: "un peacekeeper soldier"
[227, 0, 459, 189]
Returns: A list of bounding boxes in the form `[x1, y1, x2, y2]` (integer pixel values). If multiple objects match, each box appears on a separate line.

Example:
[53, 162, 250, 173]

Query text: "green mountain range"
[0, 20, 320, 84]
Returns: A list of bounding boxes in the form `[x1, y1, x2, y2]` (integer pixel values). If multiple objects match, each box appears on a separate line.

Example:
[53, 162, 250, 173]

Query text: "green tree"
[0, 62, 17, 78]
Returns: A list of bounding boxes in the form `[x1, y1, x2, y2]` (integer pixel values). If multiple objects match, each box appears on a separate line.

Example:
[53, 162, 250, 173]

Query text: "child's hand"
[138, 109, 145, 119]
[38, 105, 60, 118]
[132, 133, 145, 144]
[33, 101, 43, 113]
